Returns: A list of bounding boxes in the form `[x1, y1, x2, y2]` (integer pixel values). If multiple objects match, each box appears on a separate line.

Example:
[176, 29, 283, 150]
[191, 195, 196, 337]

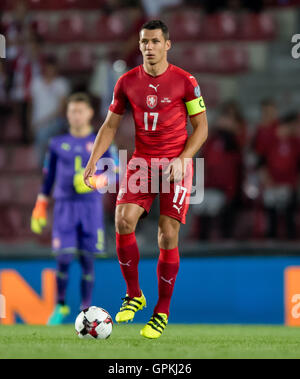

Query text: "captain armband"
[185, 96, 206, 116]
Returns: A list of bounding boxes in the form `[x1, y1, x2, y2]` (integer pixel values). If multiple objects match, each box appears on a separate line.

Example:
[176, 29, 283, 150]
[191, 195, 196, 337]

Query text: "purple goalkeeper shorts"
[52, 199, 105, 255]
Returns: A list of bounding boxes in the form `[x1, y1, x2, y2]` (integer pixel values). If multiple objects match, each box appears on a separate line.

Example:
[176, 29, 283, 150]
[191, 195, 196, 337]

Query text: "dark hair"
[140, 20, 170, 40]
[280, 112, 298, 125]
[67, 92, 93, 108]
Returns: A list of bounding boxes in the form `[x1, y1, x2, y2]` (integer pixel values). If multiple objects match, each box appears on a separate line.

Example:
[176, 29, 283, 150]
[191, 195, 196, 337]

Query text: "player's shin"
[154, 247, 180, 316]
[116, 231, 141, 298]
[80, 253, 95, 310]
[56, 253, 74, 305]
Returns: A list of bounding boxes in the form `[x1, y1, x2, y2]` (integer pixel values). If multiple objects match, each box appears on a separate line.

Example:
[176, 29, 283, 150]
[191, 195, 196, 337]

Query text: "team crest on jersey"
[86, 142, 94, 153]
[147, 95, 158, 109]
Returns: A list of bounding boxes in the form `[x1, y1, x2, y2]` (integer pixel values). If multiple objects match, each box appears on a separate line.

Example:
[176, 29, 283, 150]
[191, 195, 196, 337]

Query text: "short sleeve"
[184, 75, 206, 117]
[56, 78, 70, 98]
[109, 76, 126, 115]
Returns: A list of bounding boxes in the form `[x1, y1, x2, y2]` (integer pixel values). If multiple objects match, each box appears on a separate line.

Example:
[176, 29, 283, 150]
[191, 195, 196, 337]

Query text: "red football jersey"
[109, 63, 205, 158]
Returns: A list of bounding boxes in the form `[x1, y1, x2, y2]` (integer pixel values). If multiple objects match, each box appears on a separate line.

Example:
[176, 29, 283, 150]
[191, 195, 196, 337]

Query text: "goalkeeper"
[31, 93, 119, 325]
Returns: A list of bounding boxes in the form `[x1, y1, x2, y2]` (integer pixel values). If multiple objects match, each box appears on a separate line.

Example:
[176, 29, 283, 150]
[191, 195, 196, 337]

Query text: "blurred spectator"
[1, 0, 33, 61]
[0, 61, 12, 140]
[194, 111, 243, 240]
[30, 56, 70, 166]
[10, 37, 44, 144]
[253, 98, 278, 157]
[89, 52, 127, 121]
[141, 0, 183, 17]
[220, 100, 248, 149]
[259, 113, 300, 239]
[121, 4, 147, 68]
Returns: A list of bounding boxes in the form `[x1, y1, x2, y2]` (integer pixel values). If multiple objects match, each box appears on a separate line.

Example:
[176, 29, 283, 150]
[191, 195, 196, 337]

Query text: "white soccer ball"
[75, 306, 113, 340]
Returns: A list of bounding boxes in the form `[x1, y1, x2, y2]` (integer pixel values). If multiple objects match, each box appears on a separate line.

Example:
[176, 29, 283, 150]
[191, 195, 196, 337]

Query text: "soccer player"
[31, 93, 118, 325]
[84, 20, 208, 339]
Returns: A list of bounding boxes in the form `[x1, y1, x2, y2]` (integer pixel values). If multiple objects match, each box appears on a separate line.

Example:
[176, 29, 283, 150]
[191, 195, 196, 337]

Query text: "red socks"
[116, 232, 179, 316]
[154, 247, 180, 317]
[116, 232, 141, 298]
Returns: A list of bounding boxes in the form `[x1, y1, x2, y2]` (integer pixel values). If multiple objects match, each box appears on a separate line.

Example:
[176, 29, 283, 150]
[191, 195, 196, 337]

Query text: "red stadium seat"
[10, 146, 39, 173]
[0, 206, 22, 238]
[212, 45, 249, 74]
[168, 45, 210, 73]
[165, 9, 202, 41]
[0, 177, 14, 205]
[202, 12, 238, 41]
[63, 47, 94, 73]
[199, 81, 220, 108]
[0, 148, 7, 170]
[15, 176, 41, 206]
[2, 116, 22, 143]
[52, 14, 86, 43]
[92, 10, 133, 42]
[68, 0, 105, 9]
[31, 15, 52, 40]
[238, 12, 276, 41]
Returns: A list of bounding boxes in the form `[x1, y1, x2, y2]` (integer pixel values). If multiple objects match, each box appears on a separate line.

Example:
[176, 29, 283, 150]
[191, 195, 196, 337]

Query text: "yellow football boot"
[115, 292, 146, 323]
[140, 313, 168, 339]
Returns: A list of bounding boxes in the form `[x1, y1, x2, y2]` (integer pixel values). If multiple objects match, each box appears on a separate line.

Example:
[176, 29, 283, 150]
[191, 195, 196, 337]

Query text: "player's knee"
[158, 226, 178, 249]
[115, 214, 136, 234]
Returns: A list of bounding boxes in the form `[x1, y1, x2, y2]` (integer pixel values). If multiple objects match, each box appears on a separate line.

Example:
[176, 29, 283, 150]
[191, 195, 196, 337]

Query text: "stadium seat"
[52, 14, 86, 43]
[202, 12, 238, 41]
[212, 45, 249, 74]
[238, 12, 276, 41]
[165, 9, 202, 41]
[0, 148, 6, 170]
[168, 45, 210, 73]
[91, 11, 132, 42]
[199, 81, 220, 108]
[9, 146, 39, 173]
[68, 0, 105, 9]
[63, 47, 94, 73]
[15, 176, 41, 206]
[2, 116, 22, 143]
[31, 15, 52, 40]
[0, 177, 14, 205]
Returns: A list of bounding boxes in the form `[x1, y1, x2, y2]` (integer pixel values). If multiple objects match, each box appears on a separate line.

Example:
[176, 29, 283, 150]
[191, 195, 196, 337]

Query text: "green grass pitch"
[1, 324, 300, 359]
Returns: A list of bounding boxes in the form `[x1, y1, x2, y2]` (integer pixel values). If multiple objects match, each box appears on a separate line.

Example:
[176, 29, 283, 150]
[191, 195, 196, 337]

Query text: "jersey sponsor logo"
[61, 143, 71, 151]
[149, 84, 160, 92]
[194, 85, 201, 98]
[147, 95, 158, 109]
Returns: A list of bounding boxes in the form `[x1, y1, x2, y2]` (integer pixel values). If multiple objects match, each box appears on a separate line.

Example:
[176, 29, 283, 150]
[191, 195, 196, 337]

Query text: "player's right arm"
[84, 75, 126, 188]
[84, 111, 123, 188]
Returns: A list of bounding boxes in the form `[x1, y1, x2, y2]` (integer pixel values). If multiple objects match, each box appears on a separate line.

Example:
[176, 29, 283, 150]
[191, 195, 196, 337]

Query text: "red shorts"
[116, 156, 193, 224]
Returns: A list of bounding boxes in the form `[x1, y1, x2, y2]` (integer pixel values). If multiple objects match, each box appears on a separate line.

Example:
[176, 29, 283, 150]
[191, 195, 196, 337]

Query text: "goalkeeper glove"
[31, 198, 48, 234]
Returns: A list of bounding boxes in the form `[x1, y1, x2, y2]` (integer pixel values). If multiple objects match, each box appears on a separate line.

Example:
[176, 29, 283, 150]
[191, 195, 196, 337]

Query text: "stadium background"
[0, 0, 300, 325]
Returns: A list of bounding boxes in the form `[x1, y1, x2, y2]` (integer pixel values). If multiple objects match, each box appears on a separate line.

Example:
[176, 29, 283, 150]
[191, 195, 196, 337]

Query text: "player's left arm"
[166, 112, 208, 183]
[180, 111, 208, 160]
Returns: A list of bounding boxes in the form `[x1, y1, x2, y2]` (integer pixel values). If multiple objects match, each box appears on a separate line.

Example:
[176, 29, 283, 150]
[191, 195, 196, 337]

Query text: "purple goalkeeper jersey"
[41, 132, 119, 200]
